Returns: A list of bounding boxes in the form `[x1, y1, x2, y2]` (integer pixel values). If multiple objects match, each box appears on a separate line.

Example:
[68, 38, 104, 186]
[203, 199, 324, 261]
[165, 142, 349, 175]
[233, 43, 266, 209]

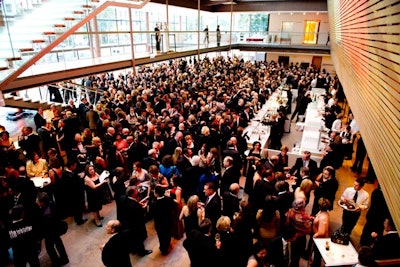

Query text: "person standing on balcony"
[204, 25, 209, 45]
[216, 25, 221, 46]
[155, 23, 161, 53]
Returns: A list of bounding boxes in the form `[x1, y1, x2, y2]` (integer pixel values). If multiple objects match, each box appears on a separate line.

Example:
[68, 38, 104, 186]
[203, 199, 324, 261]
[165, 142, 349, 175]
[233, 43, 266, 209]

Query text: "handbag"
[331, 227, 349, 245]
[56, 220, 68, 236]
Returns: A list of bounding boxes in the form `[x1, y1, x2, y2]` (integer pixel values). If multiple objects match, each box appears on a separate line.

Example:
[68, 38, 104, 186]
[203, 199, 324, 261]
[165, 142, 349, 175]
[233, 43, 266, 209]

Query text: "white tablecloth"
[313, 238, 358, 266]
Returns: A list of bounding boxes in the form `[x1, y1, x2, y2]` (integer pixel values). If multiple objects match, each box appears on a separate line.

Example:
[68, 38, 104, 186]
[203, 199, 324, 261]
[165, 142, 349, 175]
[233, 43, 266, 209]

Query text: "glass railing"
[0, 0, 329, 87]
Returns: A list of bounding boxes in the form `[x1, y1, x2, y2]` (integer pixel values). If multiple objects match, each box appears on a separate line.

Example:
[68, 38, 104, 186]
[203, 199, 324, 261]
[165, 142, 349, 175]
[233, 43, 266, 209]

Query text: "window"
[303, 20, 320, 44]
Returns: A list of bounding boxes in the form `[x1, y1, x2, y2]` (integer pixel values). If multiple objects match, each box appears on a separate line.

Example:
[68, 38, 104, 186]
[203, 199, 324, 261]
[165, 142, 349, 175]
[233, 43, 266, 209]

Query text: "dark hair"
[358, 246, 376, 266]
[37, 192, 51, 205]
[154, 185, 166, 197]
[355, 178, 365, 187]
[205, 181, 217, 192]
[199, 218, 212, 235]
[1, 131, 9, 138]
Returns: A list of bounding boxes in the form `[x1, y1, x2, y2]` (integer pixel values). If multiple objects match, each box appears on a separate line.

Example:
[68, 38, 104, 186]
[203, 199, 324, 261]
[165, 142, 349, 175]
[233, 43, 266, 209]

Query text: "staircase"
[0, 0, 151, 110]
[0, 0, 100, 73]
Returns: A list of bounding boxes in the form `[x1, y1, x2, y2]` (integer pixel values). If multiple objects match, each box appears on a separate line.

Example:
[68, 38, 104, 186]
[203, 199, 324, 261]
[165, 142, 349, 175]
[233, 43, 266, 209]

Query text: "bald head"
[106, 220, 121, 234]
[229, 183, 240, 195]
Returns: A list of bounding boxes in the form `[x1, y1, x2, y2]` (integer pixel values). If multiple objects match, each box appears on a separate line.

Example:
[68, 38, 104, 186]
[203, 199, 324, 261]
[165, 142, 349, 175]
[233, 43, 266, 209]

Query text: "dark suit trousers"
[342, 210, 361, 234]
[156, 227, 172, 253]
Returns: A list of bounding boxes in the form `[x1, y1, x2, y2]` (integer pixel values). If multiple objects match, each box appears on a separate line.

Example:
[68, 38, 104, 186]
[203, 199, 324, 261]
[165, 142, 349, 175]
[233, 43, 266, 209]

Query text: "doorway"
[312, 56, 322, 71]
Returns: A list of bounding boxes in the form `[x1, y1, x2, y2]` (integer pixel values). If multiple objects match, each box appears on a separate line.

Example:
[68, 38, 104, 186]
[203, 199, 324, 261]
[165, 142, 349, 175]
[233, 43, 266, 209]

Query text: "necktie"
[205, 197, 210, 206]
[303, 161, 307, 167]
[353, 191, 358, 203]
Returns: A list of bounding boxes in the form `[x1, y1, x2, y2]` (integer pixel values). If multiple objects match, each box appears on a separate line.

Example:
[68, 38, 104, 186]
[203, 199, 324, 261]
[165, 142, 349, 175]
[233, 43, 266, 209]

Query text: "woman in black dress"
[244, 141, 262, 195]
[179, 195, 204, 236]
[84, 165, 108, 227]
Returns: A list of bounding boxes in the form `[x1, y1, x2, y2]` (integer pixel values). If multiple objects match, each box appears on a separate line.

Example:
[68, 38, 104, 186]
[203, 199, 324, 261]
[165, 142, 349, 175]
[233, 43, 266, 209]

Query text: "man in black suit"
[274, 180, 294, 229]
[176, 148, 192, 174]
[222, 183, 240, 221]
[251, 169, 276, 211]
[372, 216, 400, 260]
[220, 156, 241, 194]
[268, 228, 297, 267]
[60, 160, 86, 225]
[34, 107, 46, 132]
[183, 218, 218, 267]
[128, 134, 148, 166]
[311, 166, 339, 216]
[118, 186, 152, 256]
[203, 182, 221, 229]
[152, 186, 176, 255]
[165, 131, 184, 156]
[289, 151, 318, 179]
[101, 220, 132, 267]
[222, 140, 242, 172]
[18, 127, 41, 157]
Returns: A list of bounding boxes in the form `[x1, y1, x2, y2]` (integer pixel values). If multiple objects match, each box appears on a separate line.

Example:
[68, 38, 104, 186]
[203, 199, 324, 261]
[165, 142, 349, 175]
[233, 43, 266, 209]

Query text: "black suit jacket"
[251, 178, 276, 211]
[222, 148, 242, 171]
[34, 113, 46, 131]
[118, 195, 147, 241]
[19, 133, 41, 156]
[268, 236, 287, 267]
[222, 191, 240, 221]
[289, 158, 318, 179]
[152, 196, 176, 233]
[102, 230, 132, 267]
[372, 232, 400, 260]
[204, 194, 221, 227]
[220, 167, 241, 194]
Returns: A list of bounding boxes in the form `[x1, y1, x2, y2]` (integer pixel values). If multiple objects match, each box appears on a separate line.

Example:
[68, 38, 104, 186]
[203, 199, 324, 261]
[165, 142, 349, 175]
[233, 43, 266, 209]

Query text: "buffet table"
[313, 238, 358, 266]
[296, 94, 328, 157]
[244, 89, 288, 149]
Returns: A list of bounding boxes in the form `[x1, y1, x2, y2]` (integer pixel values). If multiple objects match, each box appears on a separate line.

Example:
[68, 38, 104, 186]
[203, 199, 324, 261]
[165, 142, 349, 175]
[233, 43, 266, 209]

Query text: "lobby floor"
[1, 110, 374, 267]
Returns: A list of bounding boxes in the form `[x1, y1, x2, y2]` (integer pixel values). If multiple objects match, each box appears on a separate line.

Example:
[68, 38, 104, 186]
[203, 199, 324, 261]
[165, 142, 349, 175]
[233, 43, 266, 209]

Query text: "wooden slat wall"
[327, 0, 400, 231]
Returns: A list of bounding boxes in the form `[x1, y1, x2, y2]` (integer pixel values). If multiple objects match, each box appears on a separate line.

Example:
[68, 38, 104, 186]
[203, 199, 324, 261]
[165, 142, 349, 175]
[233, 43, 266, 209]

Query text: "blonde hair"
[300, 179, 314, 194]
[216, 216, 231, 232]
[187, 195, 199, 214]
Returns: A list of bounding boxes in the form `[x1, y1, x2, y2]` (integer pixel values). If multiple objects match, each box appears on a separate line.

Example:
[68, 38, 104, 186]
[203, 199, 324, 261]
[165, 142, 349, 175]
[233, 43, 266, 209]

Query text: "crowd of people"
[0, 55, 398, 267]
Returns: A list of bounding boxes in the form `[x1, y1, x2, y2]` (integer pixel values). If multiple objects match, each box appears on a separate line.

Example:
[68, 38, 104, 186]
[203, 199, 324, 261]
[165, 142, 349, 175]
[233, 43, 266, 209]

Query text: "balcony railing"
[0, 0, 329, 91]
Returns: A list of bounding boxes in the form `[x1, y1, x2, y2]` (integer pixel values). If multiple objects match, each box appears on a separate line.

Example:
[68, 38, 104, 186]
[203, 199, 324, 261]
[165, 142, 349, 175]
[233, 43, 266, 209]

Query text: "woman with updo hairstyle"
[285, 198, 314, 267]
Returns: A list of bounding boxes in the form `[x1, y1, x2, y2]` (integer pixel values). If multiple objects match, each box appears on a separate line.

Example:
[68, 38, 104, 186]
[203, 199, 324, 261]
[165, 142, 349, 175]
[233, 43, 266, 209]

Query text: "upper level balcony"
[0, 0, 330, 93]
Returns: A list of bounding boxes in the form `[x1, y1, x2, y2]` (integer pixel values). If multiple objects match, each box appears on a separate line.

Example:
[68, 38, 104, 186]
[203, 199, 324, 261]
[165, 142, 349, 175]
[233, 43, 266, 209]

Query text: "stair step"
[0, 66, 9, 71]
[7, 57, 23, 61]
[73, 10, 85, 15]
[54, 24, 66, 28]
[19, 48, 35, 52]
[44, 31, 56, 35]
[82, 5, 93, 9]
[32, 39, 46, 43]
[64, 17, 76, 21]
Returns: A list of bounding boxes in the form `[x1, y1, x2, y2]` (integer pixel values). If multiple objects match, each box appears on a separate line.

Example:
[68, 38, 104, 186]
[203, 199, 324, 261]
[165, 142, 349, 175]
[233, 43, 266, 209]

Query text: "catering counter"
[244, 89, 289, 149]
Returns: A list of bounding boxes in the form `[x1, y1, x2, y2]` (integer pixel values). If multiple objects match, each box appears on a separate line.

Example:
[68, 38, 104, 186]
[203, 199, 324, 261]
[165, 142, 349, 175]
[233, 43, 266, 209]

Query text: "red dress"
[170, 187, 184, 239]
